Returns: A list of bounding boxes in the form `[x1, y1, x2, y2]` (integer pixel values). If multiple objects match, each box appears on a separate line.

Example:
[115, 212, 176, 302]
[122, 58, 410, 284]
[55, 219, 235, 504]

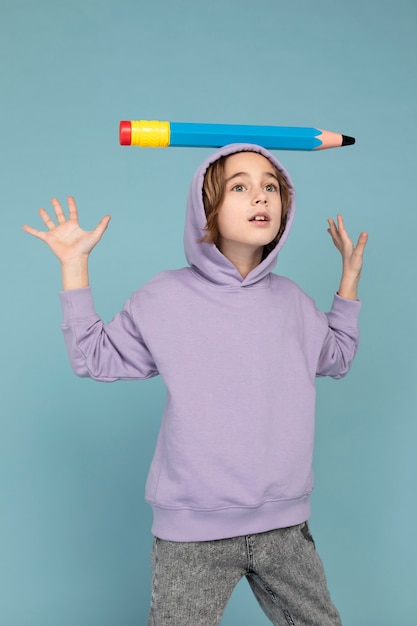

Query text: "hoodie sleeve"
[316, 293, 362, 379]
[59, 287, 158, 382]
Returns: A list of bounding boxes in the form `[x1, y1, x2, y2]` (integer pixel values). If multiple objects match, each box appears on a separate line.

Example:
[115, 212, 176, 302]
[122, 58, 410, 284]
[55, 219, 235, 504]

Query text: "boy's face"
[216, 152, 283, 260]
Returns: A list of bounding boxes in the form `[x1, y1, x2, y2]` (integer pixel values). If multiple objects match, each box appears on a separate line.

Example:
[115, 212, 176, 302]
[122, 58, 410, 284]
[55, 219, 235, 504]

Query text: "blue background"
[1, 1, 416, 624]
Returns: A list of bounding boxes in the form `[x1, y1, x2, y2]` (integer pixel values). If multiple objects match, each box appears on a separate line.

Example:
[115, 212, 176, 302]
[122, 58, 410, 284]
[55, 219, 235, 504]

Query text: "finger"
[22, 224, 47, 241]
[39, 207, 57, 230]
[92, 215, 111, 241]
[355, 231, 368, 253]
[336, 213, 345, 229]
[336, 214, 351, 240]
[50, 197, 67, 225]
[67, 196, 79, 222]
[327, 217, 337, 235]
[51, 198, 67, 224]
[327, 218, 341, 245]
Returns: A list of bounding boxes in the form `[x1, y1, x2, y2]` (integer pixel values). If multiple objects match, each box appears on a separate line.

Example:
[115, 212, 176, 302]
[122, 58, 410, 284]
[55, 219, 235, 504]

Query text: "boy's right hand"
[22, 196, 111, 289]
[23, 196, 111, 264]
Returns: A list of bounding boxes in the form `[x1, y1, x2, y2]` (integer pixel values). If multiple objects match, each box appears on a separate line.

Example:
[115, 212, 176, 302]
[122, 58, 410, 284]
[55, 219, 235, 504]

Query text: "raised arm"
[327, 214, 368, 301]
[22, 197, 111, 290]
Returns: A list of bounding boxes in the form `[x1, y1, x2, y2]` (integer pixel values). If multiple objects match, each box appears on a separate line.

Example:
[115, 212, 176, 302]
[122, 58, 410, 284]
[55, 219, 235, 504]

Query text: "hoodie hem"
[149, 494, 311, 542]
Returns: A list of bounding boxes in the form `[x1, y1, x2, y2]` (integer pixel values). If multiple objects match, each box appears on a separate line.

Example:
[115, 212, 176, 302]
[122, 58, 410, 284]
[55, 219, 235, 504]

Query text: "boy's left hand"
[327, 214, 368, 300]
[327, 214, 368, 276]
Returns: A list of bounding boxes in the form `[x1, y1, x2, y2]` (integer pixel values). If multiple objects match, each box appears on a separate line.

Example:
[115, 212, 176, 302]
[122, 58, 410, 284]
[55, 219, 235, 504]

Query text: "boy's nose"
[253, 189, 268, 204]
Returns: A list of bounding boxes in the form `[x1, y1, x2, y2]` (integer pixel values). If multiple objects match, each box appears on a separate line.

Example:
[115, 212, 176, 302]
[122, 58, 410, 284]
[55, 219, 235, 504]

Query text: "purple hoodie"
[60, 144, 361, 542]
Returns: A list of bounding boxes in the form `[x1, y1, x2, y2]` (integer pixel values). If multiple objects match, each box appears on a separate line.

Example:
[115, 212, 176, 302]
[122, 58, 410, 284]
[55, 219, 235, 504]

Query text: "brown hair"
[200, 153, 292, 259]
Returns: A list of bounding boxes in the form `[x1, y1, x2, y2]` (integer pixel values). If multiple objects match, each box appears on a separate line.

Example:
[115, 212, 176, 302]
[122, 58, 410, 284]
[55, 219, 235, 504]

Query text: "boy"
[23, 144, 367, 625]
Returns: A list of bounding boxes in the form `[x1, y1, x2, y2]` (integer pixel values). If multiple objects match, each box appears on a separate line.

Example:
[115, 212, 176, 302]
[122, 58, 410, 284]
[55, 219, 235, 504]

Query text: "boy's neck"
[218, 243, 263, 279]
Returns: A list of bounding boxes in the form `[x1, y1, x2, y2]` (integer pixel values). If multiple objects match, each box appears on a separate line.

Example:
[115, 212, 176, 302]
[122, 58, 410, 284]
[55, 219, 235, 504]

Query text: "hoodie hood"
[183, 143, 296, 287]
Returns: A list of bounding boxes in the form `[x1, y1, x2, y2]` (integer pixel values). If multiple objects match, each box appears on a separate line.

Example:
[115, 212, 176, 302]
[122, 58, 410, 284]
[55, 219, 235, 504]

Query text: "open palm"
[22, 196, 111, 264]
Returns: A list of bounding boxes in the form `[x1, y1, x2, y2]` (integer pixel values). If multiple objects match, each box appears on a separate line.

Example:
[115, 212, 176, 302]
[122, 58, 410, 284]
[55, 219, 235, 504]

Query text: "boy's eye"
[231, 184, 245, 192]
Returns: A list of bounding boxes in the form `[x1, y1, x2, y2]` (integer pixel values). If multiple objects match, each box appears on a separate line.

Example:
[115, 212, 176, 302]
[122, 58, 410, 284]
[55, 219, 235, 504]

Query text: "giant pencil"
[119, 120, 355, 151]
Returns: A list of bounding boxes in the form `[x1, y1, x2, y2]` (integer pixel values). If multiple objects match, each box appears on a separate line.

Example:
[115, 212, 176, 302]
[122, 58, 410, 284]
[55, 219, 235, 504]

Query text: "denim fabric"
[147, 523, 342, 625]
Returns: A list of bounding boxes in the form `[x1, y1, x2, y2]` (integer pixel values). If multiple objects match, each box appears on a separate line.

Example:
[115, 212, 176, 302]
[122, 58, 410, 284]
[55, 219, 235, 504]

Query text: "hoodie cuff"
[329, 292, 362, 325]
[59, 287, 97, 322]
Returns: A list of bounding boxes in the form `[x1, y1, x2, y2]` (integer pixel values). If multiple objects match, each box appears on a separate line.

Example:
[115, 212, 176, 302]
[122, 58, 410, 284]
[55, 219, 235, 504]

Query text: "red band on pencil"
[119, 121, 132, 146]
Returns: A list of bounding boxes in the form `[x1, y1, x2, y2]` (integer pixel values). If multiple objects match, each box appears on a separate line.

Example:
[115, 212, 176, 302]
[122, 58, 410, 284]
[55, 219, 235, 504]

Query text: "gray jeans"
[147, 523, 342, 626]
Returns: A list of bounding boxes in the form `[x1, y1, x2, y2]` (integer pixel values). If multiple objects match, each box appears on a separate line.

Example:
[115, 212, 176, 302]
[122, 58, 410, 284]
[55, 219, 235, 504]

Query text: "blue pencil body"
[170, 122, 322, 150]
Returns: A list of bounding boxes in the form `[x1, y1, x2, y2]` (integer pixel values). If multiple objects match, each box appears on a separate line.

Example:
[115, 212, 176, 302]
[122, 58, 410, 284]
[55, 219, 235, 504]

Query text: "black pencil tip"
[342, 135, 355, 146]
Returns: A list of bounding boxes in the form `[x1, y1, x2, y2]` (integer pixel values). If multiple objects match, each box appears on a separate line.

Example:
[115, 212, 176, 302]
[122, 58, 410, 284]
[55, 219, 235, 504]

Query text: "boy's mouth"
[249, 212, 270, 222]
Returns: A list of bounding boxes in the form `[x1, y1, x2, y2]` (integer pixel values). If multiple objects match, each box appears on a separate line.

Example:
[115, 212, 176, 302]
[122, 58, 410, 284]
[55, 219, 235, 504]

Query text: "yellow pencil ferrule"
[130, 120, 170, 148]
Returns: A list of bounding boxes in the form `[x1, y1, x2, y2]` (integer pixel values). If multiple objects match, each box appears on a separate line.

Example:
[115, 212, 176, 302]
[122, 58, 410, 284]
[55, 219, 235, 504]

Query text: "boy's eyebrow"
[225, 171, 279, 183]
